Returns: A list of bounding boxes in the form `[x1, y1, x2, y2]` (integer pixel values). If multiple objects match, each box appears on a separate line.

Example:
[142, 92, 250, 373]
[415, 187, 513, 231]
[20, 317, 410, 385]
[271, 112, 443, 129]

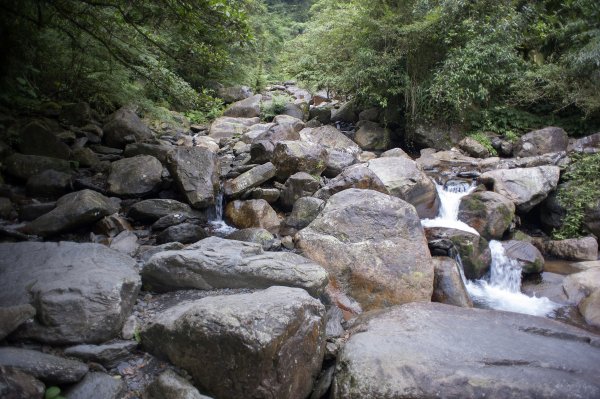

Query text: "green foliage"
[184, 91, 225, 124]
[468, 132, 497, 156]
[45, 386, 65, 399]
[554, 153, 600, 239]
[261, 93, 291, 121]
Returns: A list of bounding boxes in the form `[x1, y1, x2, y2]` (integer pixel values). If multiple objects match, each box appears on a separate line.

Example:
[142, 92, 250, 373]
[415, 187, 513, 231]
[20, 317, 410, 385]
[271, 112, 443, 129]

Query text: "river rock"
[431, 257, 472, 307]
[226, 228, 278, 250]
[458, 136, 491, 158]
[0, 347, 88, 384]
[562, 267, 600, 305]
[502, 240, 544, 274]
[17, 120, 71, 159]
[26, 170, 73, 198]
[209, 116, 260, 139]
[103, 107, 153, 148]
[333, 302, 600, 399]
[458, 191, 515, 240]
[571, 132, 600, 153]
[309, 106, 332, 124]
[0, 304, 36, 341]
[61, 102, 93, 126]
[272, 140, 327, 180]
[23, 189, 119, 237]
[64, 341, 136, 369]
[280, 172, 320, 210]
[381, 147, 410, 159]
[366, 157, 439, 218]
[273, 114, 305, 132]
[0, 241, 140, 344]
[123, 142, 172, 163]
[107, 155, 163, 197]
[72, 147, 100, 167]
[143, 236, 328, 296]
[64, 372, 126, 399]
[478, 166, 560, 212]
[218, 85, 253, 103]
[425, 227, 491, 279]
[141, 286, 326, 399]
[225, 199, 280, 233]
[0, 366, 45, 399]
[109, 230, 138, 256]
[540, 187, 567, 232]
[223, 94, 262, 118]
[143, 370, 213, 399]
[254, 122, 301, 144]
[284, 197, 325, 230]
[297, 189, 433, 310]
[354, 121, 390, 151]
[579, 290, 600, 328]
[156, 223, 207, 244]
[223, 162, 276, 197]
[167, 147, 219, 208]
[585, 199, 600, 238]
[300, 125, 361, 176]
[331, 101, 358, 123]
[514, 126, 568, 157]
[314, 164, 387, 200]
[546, 236, 598, 261]
[4, 153, 71, 181]
[128, 199, 201, 223]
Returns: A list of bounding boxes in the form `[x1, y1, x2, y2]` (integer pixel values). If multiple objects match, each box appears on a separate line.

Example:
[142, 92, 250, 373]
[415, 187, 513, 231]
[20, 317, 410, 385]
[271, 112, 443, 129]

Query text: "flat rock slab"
[143, 236, 328, 297]
[0, 242, 141, 344]
[65, 372, 126, 399]
[167, 147, 219, 209]
[141, 286, 326, 399]
[64, 341, 137, 369]
[0, 304, 36, 341]
[333, 302, 600, 399]
[144, 370, 214, 399]
[0, 347, 88, 384]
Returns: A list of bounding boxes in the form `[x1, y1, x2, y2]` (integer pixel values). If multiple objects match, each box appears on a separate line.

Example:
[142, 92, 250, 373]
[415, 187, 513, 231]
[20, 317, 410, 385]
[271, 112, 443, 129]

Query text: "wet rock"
[514, 126, 568, 157]
[103, 107, 154, 149]
[0, 347, 88, 384]
[225, 199, 281, 233]
[4, 153, 71, 181]
[0, 366, 45, 399]
[141, 286, 326, 399]
[458, 191, 515, 240]
[64, 372, 126, 399]
[143, 236, 328, 296]
[425, 227, 491, 279]
[367, 157, 439, 218]
[167, 147, 219, 209]
[0, 304, 36, 341]
[223, 162, 276, 197]
[223, 94, 262, 118]
[156, 223, 207, 244]
[354, 121, 390, 151]
[431, 257, 472, 307]
[333, 302, 600, 399]
[128, 199, 201, 224]
[314, 164, 387, 200]
[458, 136, 491, 158]
[26, 170, 72, 198]
[107, 155, 163, 197]
[23, 189, 118, 237]
[17, 120, 72, 160]
[143, 370, 213, 399]
[0, 241, 140, 344]
[64, 341, 137, 369]
[297, 189, 433, 311]
[272, 141, 327, 180]
[479, 166, 560, 212]
[209, 116, 260, 140]
[547, 236, 598, 261]
[502, 240, 544, 274]
[280, 172, 320, 210]
[226, 228, 278, 250]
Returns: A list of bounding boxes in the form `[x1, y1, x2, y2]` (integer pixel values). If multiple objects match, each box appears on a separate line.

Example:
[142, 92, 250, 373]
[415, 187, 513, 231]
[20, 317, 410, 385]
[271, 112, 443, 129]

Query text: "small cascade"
[208, 189, 237, 236]
[421, 181, 480, 235]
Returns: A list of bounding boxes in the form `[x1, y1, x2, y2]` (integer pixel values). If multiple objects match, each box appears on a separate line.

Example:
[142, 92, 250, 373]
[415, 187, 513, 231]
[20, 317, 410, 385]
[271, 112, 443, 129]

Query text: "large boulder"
[0, 305, 36, 341]
[563, 267, 600, 305]
[23, 189, 118, 237]
[284, 197, 325, 231]
[407, 121, 463, 150]
[142, 236, 328, 296]
[0, 242, 141, 344]
[217, 85, 253, 104]
[17, 120, 71, 159]
[571, 132, 600, 153]
[333, 302, 600, 399]
[0, 348, 88, 384]
[209, 116, 260, 140]
[271, 140, 327, 180]
[331, 101, 358, 123]
[64, 372, 127, 399]
[4, 153, 71, 181]
[458, 191, 515, 240]
[314, 164, 388, 200]
[143, 370, 213, 399]
[223, 162, 276, 198]
[366, 157, 439, 218]
[124, 142, 172, 163]
[64, 341, 137, 369]
[546, 236, 598, 261]
[107, 155, 163, 197]
[514, 126, 568, 157]
[501, 240, 545, 274]
[222, 94, 262, 118]
[431, 257, 472, 307]
[300, 125, 360, 176]
[128, 199, 202, 223]
[478, 166, 560, 212]
[141, 286, 326, 399]
[297, 189, 433, 311]
[280, 172, 320, 210]
[0, 366, 45, 399]
[579, 290, 600, 328]
[167, 147, 219, 209]
[458, 136, 491, 158]
[585, 198, 600, 238]
[26, 170, 73, 198]
[103, 107, 153, 148]
[225, 199, 281, 233]
[354, 121, 390, 151]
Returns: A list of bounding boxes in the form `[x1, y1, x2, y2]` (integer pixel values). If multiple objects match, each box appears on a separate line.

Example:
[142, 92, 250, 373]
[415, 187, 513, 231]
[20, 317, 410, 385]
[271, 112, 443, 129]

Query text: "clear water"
[208, 191, 237, 236]
[421, 182, 480, 235]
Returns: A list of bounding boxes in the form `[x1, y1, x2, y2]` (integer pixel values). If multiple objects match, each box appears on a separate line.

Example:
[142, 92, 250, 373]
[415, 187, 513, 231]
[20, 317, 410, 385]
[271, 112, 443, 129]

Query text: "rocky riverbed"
[1, 83, 599, 398]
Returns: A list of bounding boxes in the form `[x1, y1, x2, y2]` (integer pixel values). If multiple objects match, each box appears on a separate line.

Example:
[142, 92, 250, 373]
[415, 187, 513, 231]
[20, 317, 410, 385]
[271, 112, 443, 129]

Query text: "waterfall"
[208, 189, 237, 236]
[425, 182, 558, 317]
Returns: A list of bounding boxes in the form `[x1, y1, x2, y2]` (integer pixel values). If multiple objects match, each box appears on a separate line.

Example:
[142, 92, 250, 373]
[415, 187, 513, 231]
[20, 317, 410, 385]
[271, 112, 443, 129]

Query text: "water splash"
[421, 181, 480, 235]
[208, 190, 237, 236]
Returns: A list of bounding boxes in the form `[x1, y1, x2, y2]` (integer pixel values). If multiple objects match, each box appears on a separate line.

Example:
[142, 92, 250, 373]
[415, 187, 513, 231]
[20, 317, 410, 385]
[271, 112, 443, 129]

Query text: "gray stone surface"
[458, 191, 515, 240]
[314, 164, 387, 200]
[0, 242, 140, 344]
[514, 126, 569, 157]
[143, 370, 213, 399]
[222, 94, 262, 118]
[225, 199, 280, 233]
[280, 172, 320, 210]
[297, 189, 433, 311]
[547, 236, 598, 261]
[272, 140, 327, 180]
[0, 304, 36, 341]
[167, 147, 219, 208]
[141, 286, 326, 399]
[156, 223, 207, 244]
[223, 162, 276, 197]
[17, 120, 71, 160]
[4, 153, 71, 181]
[64, 341, 137, 369]
[143, 236, 328, 296]
[458, 136, 492, 158]
[128, 199, 200, 223]
[502, 240, 545, 274]
[103, 107, 154, 148]
[354, 121, 390, 151]
[300, 125, 360, 176]
[0, 366, 45, 399]
[26, 170, 73, 198]
[226, 228, 278, 250]
[209, 116, 259, 140]
[333, 302, 600, 399]
[65, 372, 126, 399]
[0, 347, 88, 384]
[107, 155, 163, 197]
[431, 257, 472, 307]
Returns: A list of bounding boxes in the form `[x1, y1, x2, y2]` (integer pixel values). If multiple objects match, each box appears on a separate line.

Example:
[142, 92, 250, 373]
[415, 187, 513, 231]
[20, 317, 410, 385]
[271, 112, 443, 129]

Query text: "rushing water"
[424, 181, 559, 317]
[208, 190, 237, 236]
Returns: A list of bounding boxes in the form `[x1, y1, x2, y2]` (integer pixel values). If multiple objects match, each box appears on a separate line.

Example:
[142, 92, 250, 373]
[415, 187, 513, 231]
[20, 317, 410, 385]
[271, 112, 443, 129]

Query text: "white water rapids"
[423, 182, 559, 317]
[209, 191, 237, 236]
